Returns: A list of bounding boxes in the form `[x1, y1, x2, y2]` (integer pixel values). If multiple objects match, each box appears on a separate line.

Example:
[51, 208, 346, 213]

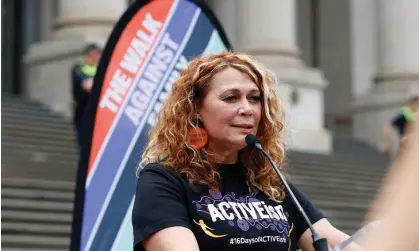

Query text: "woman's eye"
[251, 96, 261, 101]
[224, 96, 237, 101]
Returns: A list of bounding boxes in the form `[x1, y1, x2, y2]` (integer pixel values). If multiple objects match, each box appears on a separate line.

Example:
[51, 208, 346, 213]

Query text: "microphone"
[245, 134, 329, 251]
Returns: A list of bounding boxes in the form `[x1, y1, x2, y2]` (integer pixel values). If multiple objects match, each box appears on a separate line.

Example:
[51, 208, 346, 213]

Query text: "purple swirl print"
[248, 197, 259, 203]
[237, 219, 250, 231]
[209, 189, 222, 199]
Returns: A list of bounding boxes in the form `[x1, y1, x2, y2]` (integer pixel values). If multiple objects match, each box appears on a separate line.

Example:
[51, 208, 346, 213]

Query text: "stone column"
[353, 0, 419, 150]
[236, 0, 301, 67]
[25, 0, 126, 118]
[38, 0, 55, 41]
[375, 0, 419, 85]
[207, 0, 239, 46]
[212, 0, 331, 153]
[54, 0, 125, 40]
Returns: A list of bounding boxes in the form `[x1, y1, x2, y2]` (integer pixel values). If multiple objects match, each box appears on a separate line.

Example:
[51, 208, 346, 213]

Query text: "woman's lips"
[231, 125, 254, 133]
[231, 124, 253, 129]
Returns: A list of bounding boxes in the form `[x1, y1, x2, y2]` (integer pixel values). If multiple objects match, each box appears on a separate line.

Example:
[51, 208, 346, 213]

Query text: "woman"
[132, 52, 349, 251]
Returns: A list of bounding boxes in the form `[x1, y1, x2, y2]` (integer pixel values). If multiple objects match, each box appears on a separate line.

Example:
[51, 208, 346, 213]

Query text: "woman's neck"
[207, 143, 238, 164]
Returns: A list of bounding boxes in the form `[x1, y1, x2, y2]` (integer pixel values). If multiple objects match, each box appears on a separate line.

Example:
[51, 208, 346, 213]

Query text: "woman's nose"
[238, 100, 253, 115]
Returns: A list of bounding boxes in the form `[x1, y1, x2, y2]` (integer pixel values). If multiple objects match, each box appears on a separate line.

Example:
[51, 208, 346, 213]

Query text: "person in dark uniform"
[384, 96, 419, 154]
[132, 52, 350, 251]
[71, 43, 102, 152]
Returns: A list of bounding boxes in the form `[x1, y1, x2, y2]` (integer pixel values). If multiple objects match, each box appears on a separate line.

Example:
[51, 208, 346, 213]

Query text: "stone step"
[288, 161, 387, 173]
[290, 173, 384, 184]
[290, 171, 385, 183]
[1, 178, 75, 190]
[299, 186, 374, 202]
[2, 210, 72, 224]
[301, 190, 375, 204]
[1, 95, 50, 107]
[2, 112, 73, 127]
[290, 169, 385, 179]
[2, 198, 73, 212]
[288, 153, 388, 167]
[1, 188, 74, 201]
[2, 104, 69, 119]
[313, 199, 371, 212]
[1, 234, 69, 249]
[2, 152, 78, 168]
[310, 196, 373, 208]
[1, 108, 60, 119]
[290, 170, 383, 184]
[298, 189, 377, 204]
[1, 157, 77, 170]
[299, 184, 380, 194]
[295, 160, 388, 171]
[2, 146, 78, 163]
[3, 131, 76, 146]
[2, 248, 68, 251]
[322, 208, 367, 221]
[2, 134, 76, 150]
[292, 177, 381, 190]
[2, 107, 71, 120]
[2, 123, 76, 138]
[2, 138, 77, 154]
[2, 144, 76, 158]
[290, 168, 385, 179]
[1, 160, 77, 181]
[2, 222, 71, 235]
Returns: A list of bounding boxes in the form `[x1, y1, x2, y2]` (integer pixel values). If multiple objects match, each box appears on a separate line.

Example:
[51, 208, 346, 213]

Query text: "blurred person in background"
[71, 43, 102, 152]
[383, 95, 419, 155]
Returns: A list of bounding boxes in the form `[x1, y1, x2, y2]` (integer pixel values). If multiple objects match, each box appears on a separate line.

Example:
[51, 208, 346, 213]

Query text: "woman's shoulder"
[138, 162, 186, 184]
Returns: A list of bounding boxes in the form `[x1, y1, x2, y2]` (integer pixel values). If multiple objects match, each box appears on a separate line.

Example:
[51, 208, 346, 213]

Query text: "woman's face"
[199, 67, 262, 154]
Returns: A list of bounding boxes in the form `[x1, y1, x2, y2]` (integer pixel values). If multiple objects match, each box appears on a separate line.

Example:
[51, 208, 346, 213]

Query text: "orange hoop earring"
[188, 118, 208, 149]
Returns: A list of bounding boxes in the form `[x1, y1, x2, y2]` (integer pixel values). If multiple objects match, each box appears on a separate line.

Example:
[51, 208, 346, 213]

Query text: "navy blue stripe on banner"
[182, 9, 218, 61]
[89, 12, 214, 250]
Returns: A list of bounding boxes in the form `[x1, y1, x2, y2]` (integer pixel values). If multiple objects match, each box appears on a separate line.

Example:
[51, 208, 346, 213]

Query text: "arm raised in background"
[362, 120, 419, 251]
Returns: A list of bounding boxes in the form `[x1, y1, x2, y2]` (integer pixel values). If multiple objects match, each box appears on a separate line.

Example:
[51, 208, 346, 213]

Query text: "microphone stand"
[252, 142, 329, 251]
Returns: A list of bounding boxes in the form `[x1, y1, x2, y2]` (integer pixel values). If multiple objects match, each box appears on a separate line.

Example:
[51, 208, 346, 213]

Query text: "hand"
[82, 78, 94, 92]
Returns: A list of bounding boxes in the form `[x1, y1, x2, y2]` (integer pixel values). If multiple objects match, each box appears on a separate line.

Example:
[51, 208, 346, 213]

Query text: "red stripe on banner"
[87, 0, 174, 177]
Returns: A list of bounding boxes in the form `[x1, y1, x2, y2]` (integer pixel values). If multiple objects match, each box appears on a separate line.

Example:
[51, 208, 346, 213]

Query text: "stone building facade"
[2, 0, 418, 153]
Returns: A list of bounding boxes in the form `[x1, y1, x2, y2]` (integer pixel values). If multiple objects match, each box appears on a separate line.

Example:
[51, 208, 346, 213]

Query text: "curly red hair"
[140, 51, 287, 201]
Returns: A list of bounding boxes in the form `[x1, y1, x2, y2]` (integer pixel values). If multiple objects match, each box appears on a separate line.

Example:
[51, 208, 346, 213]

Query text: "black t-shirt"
[132, 162, 325, 251]
[391, 114, 409, 137]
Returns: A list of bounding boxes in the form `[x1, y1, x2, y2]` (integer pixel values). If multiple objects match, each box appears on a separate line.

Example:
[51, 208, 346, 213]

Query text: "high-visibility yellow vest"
[81, 63, 97, 77]
[401, 106, 417, 122]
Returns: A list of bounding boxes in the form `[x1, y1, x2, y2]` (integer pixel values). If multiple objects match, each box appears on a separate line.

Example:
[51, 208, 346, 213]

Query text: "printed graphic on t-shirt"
[192, 189, 292, 244]
[193, 219, 228, 238]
